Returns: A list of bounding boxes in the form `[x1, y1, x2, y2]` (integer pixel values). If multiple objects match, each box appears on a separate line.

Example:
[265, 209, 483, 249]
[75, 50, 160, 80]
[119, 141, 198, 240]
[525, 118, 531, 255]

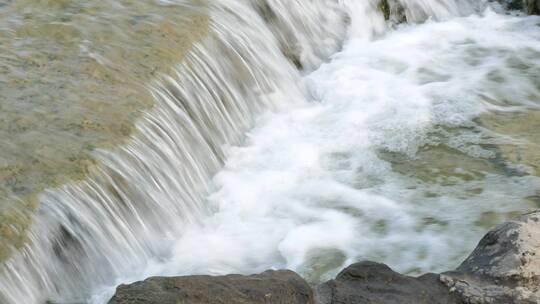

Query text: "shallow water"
[0, 0, 208, 259]
[1, 0, 540, 303]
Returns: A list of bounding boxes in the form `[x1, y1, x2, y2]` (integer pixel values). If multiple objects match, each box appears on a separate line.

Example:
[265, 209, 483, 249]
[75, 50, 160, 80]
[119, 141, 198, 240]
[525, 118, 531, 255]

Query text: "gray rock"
[108, 270, 314, 304]
[315, 261, 458, 304]
[441, 211, 540, 304]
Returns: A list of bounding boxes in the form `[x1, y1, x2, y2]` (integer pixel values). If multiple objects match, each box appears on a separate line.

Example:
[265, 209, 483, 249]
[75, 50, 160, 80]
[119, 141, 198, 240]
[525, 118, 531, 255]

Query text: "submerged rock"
[109, 270, 314, 304]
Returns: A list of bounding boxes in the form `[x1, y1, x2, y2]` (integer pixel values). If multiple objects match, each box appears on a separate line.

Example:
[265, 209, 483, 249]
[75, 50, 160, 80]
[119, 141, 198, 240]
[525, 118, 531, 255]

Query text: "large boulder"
[441, 211, 540, 304]
[315, 261, 458, 304]
[108, 270, 314, 304]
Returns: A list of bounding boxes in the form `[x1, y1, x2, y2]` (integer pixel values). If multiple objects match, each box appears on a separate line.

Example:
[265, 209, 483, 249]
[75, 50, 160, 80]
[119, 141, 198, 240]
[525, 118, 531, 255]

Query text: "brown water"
[0, 0, 208, 260]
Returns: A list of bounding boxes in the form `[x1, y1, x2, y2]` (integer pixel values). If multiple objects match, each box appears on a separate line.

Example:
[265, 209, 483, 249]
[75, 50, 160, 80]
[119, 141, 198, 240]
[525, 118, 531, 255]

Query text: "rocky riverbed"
[108, 210, 540, 304]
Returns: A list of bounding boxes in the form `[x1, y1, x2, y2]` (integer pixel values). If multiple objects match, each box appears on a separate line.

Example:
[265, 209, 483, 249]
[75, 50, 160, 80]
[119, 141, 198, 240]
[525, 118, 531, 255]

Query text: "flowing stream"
[0, 0, 540, 303]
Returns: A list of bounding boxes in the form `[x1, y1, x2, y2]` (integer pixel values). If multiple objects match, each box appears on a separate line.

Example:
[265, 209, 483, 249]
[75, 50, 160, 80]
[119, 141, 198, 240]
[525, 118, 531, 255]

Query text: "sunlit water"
[1, 0, 540, 303]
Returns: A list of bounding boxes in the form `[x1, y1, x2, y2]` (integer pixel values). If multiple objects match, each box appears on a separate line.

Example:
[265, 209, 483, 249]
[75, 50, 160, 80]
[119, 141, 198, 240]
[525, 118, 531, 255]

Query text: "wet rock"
[441, 211, 540, 304]
[379, 0, 407, 25]
[497, 0, 540, 14]
[525, 0, 540, 14]
[108, 270, 314, 304]
[315, 261, 458, 304]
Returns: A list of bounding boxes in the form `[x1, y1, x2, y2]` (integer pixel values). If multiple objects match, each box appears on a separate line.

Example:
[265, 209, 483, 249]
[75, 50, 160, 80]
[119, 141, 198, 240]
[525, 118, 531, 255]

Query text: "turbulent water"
[0, 0, 540, 303]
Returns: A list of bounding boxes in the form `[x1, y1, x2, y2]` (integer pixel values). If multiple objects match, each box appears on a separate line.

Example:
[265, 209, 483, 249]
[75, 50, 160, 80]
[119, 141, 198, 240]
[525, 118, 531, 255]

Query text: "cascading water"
[1, 0, 540, 303]
[0, 0, 345, 303]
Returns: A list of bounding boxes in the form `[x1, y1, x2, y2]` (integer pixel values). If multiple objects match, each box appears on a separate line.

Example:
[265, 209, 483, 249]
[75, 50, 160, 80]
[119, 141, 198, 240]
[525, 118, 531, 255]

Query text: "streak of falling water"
[0, 1, 345, 303]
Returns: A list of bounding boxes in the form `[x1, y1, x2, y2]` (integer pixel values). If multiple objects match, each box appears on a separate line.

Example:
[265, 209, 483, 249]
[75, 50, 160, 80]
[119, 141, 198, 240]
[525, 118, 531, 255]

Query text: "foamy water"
[89, 5, 540, 303]
[0, 0, 345, 303]
[1, 0, 539, 303]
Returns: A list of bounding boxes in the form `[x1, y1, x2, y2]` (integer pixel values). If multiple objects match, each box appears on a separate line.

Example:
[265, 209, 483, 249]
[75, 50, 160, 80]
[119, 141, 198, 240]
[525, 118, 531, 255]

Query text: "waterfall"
[0, 0, 514, 303]
[0, 1, 345, 303]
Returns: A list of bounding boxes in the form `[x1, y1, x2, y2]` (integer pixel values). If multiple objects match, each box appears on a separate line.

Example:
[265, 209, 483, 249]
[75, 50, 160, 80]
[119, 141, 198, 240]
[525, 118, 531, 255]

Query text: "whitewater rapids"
[0, 0, 539, 303]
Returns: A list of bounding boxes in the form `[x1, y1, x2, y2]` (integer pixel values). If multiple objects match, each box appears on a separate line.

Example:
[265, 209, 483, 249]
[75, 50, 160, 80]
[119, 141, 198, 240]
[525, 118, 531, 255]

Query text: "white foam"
[92, 5, 540, 304]
[124, 8, 540, 287]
